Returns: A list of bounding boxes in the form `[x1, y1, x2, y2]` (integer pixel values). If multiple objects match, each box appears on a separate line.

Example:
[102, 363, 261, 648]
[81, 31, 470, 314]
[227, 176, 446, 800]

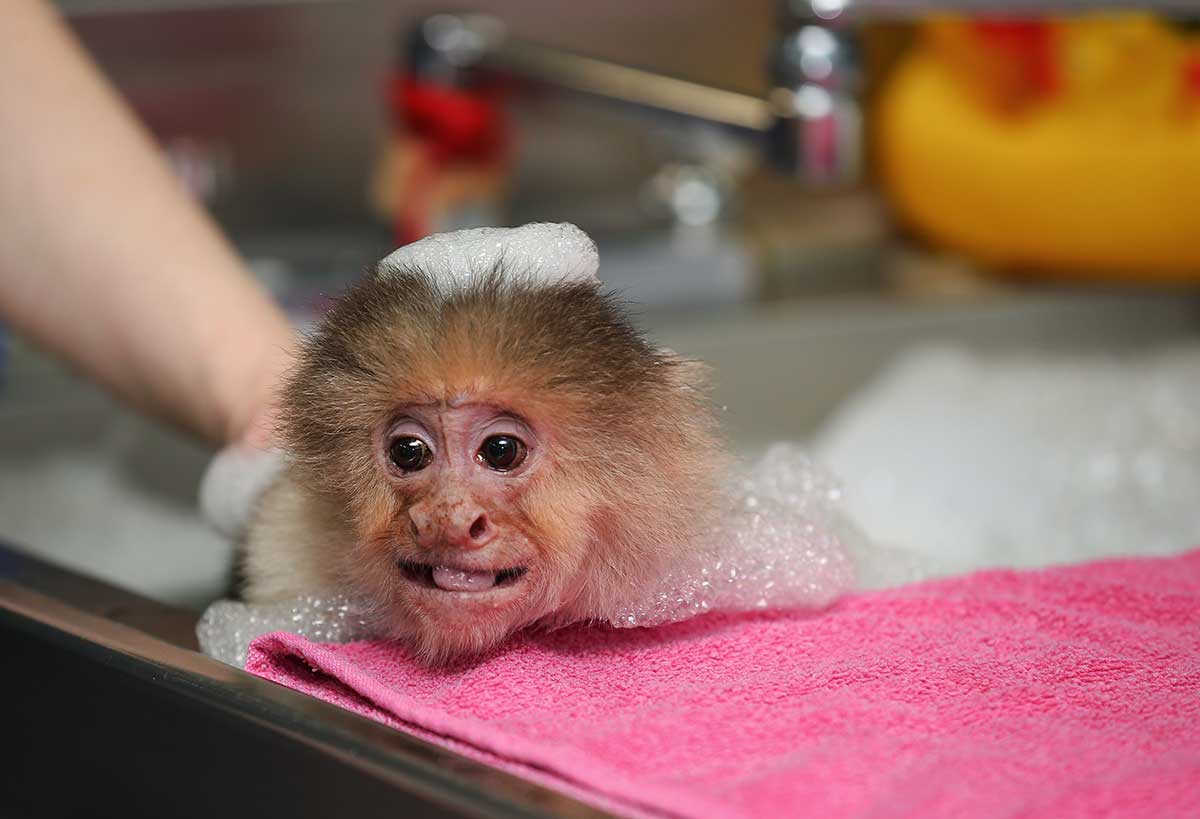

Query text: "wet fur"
[242, 263, 723, 662]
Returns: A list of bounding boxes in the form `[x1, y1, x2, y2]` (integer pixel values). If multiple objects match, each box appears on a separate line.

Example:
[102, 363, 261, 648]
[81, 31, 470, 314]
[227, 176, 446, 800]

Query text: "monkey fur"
[241, 264, 723, 663]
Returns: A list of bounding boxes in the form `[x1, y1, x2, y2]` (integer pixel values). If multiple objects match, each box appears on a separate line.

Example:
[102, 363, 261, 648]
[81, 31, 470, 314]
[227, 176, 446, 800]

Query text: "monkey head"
[273, 266, 723, 663]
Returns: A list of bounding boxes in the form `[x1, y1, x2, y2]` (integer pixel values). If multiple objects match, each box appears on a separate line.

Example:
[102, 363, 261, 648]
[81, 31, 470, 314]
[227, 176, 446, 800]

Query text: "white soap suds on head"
[376, 222, 600, 292]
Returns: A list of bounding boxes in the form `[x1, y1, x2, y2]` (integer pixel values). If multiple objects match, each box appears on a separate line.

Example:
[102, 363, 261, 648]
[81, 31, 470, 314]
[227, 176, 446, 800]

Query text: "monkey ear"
[377, 222, 600, 292]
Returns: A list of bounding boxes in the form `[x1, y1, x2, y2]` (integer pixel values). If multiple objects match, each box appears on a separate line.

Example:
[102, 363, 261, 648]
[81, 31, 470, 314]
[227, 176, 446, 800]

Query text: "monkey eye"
[388, 436, 432, 472]
[478, 435, 527, 472]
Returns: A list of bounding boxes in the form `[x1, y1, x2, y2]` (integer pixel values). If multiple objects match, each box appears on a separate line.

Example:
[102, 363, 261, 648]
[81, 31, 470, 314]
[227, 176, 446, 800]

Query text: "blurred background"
[4, 0, 1200, 606]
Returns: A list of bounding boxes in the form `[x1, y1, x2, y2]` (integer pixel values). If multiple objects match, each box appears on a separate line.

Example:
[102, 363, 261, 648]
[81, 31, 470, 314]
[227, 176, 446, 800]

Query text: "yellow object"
[876, 16, 1200, 280]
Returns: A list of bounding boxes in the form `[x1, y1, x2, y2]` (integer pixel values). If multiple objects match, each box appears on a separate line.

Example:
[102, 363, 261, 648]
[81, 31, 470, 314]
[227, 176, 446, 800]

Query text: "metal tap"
[404, 2, 1200, 198]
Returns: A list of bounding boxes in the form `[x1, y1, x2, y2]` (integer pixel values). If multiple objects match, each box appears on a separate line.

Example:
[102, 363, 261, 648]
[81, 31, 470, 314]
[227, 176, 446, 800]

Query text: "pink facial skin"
[370, 402, 566, 657]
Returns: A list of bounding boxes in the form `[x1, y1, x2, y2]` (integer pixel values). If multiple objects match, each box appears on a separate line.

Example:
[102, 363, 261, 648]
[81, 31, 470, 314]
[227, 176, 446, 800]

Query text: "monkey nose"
[410, 501, 497, 551]
[453, 511, 496, 550]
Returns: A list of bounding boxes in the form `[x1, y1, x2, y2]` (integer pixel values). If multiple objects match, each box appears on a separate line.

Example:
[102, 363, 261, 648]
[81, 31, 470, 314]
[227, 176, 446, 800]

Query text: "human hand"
[199, 339, 295, 540]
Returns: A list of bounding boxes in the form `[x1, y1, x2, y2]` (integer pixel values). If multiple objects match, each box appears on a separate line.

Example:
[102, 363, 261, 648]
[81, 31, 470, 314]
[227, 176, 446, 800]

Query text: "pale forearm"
[0, 0, 294, 445]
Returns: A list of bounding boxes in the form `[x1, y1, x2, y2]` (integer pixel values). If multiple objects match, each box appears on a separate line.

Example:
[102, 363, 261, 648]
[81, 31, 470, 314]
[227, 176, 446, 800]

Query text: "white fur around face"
[375, 222, 600, 291]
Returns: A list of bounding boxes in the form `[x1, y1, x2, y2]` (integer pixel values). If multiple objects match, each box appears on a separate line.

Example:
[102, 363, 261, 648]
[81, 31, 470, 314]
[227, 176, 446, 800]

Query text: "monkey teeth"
[432, 566, 499, 592]
[400, 560, 528, 593]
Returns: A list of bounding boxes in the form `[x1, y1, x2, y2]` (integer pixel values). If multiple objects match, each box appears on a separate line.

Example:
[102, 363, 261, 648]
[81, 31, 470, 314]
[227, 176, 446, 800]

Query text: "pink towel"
[246, 551, 1200, 819]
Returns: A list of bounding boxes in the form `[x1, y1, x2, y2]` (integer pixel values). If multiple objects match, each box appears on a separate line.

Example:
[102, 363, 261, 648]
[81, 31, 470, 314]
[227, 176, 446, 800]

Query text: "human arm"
[0, 0, 294, 446]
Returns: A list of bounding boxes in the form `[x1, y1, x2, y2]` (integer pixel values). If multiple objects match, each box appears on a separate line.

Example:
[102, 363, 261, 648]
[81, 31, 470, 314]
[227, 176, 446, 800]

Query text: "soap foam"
[605, 444, 858, 628]
[197, 594, 371, 668]
[815, 344, 1200, 579]
[376, 222, 600, 292]
[197, 444, 860, 665]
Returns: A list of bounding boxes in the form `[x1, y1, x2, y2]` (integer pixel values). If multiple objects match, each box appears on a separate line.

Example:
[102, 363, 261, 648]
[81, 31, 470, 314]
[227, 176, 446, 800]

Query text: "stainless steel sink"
[0, 347, 231, 608]
[1, 545, 600, 818]
[651, 290, 1200, 450]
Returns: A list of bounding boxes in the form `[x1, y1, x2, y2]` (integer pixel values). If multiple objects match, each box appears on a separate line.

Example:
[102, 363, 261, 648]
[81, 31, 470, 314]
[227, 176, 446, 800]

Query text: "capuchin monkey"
[240, 235, 723, 663]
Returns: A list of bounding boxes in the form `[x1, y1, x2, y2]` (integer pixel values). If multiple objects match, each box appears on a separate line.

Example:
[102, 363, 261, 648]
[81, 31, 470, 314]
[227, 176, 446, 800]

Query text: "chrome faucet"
[404, 1, 1200, 201]
[398, 7, 864, 241]
[401, 10, 854, 211]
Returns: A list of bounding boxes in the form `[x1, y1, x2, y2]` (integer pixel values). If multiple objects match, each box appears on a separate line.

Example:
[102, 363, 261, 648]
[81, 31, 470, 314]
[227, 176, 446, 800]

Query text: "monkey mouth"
[398, 560, 528, 593]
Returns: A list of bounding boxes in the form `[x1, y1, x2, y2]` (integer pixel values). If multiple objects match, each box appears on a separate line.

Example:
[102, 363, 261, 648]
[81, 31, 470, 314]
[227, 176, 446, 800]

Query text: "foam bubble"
[376, 222, 599, 292]
[606, 444, 858, 627]
[815, 344, 1200, 578]
[197, 594, 371, 668]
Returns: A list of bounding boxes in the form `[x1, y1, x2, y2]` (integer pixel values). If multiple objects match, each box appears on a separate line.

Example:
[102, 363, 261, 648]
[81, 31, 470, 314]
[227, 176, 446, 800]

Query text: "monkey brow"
[395, 398, 528, 422]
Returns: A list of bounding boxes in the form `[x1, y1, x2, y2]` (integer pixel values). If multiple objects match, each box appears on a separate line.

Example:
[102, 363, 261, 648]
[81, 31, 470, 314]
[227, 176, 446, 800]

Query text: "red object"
[973, 20, 1059, 97]
[386, 74, 509, 245]
[1184, 53, 1200, 98]
[389, 75, 508, 165]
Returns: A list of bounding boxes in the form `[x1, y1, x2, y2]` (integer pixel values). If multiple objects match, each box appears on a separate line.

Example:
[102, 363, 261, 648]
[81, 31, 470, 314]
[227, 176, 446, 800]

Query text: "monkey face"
[354, 400, 592, 660]
[274, 270, 724, 662]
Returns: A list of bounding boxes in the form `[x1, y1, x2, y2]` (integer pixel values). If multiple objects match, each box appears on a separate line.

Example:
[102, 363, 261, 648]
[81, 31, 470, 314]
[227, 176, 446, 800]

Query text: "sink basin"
[651, 290, 1200, 450]
[0, 351, 229, 608]
[1, 546, 590, 818]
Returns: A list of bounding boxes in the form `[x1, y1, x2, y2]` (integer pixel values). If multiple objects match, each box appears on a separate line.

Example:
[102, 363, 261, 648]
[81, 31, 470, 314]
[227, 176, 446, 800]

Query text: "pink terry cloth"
[246, 551, 1200, 819]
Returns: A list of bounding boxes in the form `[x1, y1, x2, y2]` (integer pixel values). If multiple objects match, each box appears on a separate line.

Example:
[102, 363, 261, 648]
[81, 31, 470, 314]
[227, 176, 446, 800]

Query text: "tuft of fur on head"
[268, 262, 723, 662]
